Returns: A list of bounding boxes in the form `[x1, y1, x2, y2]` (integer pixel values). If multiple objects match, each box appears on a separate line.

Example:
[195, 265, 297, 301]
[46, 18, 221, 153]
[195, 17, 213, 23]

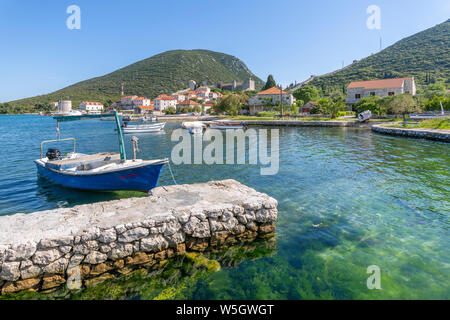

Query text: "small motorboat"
[209, 120, 246, 130]
[122, 122, 166, 134]
[35, 112, 168, 192]
[182, 121, 205, 134]
[358, 110, 372, 122]
[141, 116, 157, 122]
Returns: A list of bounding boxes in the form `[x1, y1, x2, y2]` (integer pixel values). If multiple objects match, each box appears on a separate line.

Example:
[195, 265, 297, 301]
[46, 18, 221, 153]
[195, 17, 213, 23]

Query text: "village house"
[134, 105, 154, 114]
[247, 87, 295, 115]
[301, 101, 318, 114]
[195, 86, 210, 98]
[132, 97, 151, 107]
[120, 95, 138, 110]
[346, 77, 416, 108]
[153, 94, 177, 111]
[208, 91, 222, 100]
[171, 93, 186, 102]
[177, 99, 200, 111]
[50, 102, 58, 109]
[78, 101, 104, 113]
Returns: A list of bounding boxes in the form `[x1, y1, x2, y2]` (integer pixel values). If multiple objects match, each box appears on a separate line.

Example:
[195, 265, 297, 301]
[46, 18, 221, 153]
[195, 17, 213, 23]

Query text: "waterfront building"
[134, 105, 154, 114]
[153, 94, 177, 111]
[78, 101, 104, 113]
[120, 95, 138, 110]
[346, 77, 416, 108]
[57, 100, 72, 113]
[132, 97, 151, 107]
[247, 87, 295, 115]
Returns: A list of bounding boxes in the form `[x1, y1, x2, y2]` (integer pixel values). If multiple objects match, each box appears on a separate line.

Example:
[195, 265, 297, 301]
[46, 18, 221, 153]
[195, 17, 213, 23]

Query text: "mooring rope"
[167, 160, 178, 185]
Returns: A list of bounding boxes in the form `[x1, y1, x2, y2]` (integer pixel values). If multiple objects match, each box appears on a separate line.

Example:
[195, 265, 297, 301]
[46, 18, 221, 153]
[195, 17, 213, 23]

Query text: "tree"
[314, 97, 346, 118]
[164, 106, 176, 115]
[353, 96, 386, 116]
[262, 75, 276, 90]
[213, 94, 248, 115]
[293, 85, 319, 103]
[382, 94, 421, 119]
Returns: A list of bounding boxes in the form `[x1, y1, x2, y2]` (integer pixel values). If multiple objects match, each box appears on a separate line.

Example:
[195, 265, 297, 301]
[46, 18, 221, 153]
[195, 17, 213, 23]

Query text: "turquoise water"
[0, 115, 449, 299]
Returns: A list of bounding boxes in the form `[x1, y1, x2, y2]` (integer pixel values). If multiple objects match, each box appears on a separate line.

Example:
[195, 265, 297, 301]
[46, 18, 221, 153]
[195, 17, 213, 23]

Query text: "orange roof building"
[346, 77, 416, 107]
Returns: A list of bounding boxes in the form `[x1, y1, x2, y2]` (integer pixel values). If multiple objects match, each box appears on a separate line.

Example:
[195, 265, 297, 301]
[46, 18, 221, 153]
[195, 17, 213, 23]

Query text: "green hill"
[6, 49, 264, 110]
[305, 19, 450, 95]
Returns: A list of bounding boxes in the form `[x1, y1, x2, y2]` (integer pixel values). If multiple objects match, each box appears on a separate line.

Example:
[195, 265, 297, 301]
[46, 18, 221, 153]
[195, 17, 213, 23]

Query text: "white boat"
[141, 116, 157, 122]
[182, 121, 205, 134]
[357, 110, 372, 122]
[209, 120, 246, 129]
[122, 122, 166, 134]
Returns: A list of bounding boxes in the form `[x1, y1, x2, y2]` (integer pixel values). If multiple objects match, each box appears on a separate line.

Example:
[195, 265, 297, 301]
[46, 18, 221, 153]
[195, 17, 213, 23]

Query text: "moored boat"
[182, 121, 205, 134]
[122, 122, 166, 134]
[35, 112, 167, 192]
[209, 120, 246, 130]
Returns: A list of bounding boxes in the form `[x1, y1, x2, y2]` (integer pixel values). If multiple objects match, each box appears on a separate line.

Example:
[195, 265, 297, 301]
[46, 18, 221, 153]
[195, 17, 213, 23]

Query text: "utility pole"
[280, 84, 283, 118]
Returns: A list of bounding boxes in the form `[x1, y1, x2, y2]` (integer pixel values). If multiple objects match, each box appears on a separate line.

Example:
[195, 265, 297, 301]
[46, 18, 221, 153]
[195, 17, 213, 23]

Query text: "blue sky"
[0, 0, 449, 102]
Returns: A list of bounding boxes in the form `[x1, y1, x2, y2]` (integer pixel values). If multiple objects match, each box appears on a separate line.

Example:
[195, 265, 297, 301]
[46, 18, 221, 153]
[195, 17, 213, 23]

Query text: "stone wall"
[372, 125, 450, 142]
[0, 179, 277, 295]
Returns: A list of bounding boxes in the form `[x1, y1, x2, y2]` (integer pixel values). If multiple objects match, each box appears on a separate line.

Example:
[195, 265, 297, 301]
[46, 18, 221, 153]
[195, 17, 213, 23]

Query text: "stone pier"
[0, 179, 277, 295]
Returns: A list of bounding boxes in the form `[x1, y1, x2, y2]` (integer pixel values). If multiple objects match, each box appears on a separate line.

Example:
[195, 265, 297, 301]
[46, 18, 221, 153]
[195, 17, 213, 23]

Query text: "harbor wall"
[239, 120, 375, 127]
[0, 179, 277, 295]
[372, 125, 450, 142]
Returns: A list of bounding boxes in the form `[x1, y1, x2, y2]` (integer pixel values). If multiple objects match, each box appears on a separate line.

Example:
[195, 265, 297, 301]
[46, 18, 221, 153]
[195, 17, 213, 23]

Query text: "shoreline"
[371, 124, 450, 142]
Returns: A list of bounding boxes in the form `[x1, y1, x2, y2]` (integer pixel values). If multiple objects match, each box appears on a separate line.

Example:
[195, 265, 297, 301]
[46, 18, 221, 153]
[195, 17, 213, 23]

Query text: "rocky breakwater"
[0, 179, 277, 295]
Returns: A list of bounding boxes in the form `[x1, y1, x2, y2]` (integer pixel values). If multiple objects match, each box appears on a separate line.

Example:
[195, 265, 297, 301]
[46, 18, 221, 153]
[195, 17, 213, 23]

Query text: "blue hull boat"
[36, 111, 168, 192]
[34, 156, 166, 191]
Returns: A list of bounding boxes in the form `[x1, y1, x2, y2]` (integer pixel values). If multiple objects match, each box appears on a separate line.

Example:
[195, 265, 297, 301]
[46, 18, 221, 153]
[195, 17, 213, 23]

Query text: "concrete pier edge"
[0, 179, 278, 295]
[372, 124, 450, 142]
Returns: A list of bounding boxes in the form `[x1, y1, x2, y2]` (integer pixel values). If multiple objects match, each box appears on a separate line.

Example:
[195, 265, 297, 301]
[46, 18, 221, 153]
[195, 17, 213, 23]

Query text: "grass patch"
[419, 116, 450, 129]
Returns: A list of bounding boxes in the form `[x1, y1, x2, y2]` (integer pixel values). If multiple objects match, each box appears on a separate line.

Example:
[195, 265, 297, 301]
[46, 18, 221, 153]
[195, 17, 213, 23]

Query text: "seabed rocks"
[0, 179, 277, 295]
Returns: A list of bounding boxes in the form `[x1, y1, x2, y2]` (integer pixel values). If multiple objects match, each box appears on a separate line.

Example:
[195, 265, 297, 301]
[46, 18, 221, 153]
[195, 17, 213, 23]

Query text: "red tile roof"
[155, 94, 176, 100]
[348, 77, 413, 89]
[257, 87, 290, 95]
[178, 100, 200, 106]
[136, 105, 154, 110]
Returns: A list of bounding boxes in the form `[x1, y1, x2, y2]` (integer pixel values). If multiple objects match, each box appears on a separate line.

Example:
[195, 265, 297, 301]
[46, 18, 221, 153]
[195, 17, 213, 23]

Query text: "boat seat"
[46, 153, 120, 171]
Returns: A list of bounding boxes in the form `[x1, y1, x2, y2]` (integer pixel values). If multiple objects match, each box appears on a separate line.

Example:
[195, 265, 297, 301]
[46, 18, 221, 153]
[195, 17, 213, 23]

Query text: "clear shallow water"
[0, 115, 449, 299]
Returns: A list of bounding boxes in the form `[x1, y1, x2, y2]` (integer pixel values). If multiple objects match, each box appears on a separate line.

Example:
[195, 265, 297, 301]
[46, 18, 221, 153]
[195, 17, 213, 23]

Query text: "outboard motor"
[46, 148, 61, 160]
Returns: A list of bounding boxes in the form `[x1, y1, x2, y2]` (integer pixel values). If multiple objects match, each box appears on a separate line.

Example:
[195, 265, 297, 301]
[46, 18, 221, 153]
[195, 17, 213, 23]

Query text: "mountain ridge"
[299, 19, 450, 94]
[6, 49, 264, 108]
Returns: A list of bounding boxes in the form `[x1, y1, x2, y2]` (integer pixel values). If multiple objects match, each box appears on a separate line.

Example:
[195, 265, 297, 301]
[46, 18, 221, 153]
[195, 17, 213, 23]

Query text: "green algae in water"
[0, 239, 277, 300]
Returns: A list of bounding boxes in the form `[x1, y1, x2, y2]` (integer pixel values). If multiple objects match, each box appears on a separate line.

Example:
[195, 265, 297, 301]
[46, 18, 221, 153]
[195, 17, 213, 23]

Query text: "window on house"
[405, 91, 410, 94]
[370, 92, 376, 96]
[388, 92, 395, 96]
[355, 94, 361, 99]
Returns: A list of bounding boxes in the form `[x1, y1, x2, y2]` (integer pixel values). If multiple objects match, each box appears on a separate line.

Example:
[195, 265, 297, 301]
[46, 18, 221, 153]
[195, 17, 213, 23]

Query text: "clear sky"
[0, 0, 449, 102]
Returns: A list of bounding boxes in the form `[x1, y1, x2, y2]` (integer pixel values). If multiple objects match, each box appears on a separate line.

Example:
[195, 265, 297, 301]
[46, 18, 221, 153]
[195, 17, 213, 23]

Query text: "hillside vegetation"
[307, 19, 450, 95]
[4, 50, 263, 112]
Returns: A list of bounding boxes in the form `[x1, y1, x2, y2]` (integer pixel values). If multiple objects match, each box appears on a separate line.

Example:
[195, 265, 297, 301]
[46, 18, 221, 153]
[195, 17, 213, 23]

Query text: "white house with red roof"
[154, 94, 177, 111]
[248, 87, 295, 115]
[78, 101, 104, 113]
[132, 97, 151, 107]
[346, 77, 416, 107]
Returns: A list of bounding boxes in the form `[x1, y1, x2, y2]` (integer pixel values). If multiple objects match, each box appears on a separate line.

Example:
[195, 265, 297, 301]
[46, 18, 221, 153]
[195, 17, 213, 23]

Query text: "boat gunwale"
[34, 158, 168, 176]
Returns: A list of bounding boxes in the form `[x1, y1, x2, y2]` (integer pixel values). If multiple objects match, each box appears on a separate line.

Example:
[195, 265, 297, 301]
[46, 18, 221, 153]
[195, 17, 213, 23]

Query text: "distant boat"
[182, 121, 204, 134]
[141, 116, 157, 122]
[209, 120, 246, 129]
[122, 122, 166, 134]
[35, 112, 167, 192]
